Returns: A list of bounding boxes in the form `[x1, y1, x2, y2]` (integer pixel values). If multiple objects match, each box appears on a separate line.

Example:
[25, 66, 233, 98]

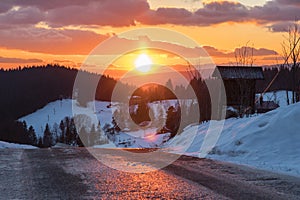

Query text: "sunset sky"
[0, 0, 299, 77]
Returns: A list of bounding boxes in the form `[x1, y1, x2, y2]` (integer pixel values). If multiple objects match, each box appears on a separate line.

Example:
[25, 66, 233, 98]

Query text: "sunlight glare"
[134, 54, 152, 73]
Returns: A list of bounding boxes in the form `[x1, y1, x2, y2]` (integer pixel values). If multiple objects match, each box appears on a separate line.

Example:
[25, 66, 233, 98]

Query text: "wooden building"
[212, 66, 264, 116]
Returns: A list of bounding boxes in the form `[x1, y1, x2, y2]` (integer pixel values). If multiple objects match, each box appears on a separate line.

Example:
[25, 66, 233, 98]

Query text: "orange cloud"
[0, 28, 109, 55]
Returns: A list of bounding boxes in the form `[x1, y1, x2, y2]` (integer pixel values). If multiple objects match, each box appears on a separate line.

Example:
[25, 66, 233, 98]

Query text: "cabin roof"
[212, 66, 264, 80]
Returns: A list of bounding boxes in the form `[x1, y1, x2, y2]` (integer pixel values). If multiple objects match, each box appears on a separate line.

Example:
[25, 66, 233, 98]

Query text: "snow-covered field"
[0, 141, 37, 149]
[165, 102, 300, 177]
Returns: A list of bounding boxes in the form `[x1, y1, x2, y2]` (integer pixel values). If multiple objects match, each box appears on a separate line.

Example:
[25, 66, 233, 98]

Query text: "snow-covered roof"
[212, 66, 264, 80]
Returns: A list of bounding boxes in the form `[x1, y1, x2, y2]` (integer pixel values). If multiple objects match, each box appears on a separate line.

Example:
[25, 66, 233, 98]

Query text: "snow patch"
[0, 141, 37, 149]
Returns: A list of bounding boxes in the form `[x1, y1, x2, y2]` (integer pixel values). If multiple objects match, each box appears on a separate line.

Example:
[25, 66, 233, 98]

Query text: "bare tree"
[282, 21, 300, 104]
[235, 41, 255, 66]
[233, 41, 255, 115]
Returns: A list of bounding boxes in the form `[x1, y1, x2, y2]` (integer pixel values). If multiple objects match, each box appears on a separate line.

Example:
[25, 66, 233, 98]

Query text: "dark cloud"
[43, 0, 149, 27]
[6, 0, 98, 11]
[0, 6, 45, 25]
[234, 47, 278, 56]
[267, 21, 295, 32]
[0, 0, 149, 27]
[138, 1, 249, 26]
[0, 0, 299, 28]
[0, 2, 12, 13]
[251, 1, 300, 23]
[203, 46, 228, 57]
[203, 46, 278, 57]
[139, 0, 300, 26]
[262, 56, 283, 61]
[0, 56, 43, 63]
[276, 0, 300, 6]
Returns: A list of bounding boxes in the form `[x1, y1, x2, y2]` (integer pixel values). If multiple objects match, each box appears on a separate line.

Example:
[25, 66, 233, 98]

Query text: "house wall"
[224, 79, 256, 114]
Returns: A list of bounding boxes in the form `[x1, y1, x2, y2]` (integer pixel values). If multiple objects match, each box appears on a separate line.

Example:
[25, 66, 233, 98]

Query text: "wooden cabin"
[212, 66, 264, 115]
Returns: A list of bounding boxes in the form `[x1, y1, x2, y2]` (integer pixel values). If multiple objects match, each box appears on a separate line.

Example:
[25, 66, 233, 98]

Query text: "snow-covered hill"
[0, 141, 37, 149]
[165, 102, 300, 177]
[19, 99, 114, 137]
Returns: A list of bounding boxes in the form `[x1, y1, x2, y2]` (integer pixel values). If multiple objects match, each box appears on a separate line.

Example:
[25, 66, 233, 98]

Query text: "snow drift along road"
[166, 102, 300, 177]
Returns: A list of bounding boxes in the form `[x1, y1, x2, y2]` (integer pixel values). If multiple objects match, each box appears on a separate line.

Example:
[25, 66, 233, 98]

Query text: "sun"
[134, 54, 152, 73]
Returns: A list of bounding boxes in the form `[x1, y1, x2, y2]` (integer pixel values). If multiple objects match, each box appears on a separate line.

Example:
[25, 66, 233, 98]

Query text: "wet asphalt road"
[1, 148, 300, 199]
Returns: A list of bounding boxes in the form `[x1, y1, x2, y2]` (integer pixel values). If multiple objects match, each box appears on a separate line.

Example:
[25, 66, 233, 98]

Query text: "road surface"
[1, 148, 300, 199]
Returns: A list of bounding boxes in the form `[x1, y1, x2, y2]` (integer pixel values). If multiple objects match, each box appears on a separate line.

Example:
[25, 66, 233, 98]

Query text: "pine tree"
[65, 117, 72, 145]
[112, 117, 121, 133]
[97, 121, 108, 145]
[43, 123, 53, 147]
[78, 126, 89, 147]
[27, 125, 37, 145]
[165, 106, 180, 137]
[69, 118, 77, 146]
[135, 101, 150, 125]
[165, 79, 174, 91]
[52, 122, 59, 143]
[59, 120, 65, 143]
[37, 137, 43, 148]
[89, 124, 98, 146]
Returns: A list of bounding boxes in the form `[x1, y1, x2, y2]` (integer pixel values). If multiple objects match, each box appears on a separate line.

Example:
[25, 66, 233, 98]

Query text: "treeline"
[0, 64, 130, 121]
[0, 120, 37, 146]
[0, 115, 109, 148]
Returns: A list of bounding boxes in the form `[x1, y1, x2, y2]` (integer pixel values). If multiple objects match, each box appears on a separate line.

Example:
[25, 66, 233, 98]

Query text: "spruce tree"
[78, 126, 89, 147]
[59, 120, 65, 143]
[69, 118, 77, 146]
[64, 117, 72, 145]
[37, 137, 43, 148]
[43, 123, 53, 147]
[89, 124, 99, 146]
[28, 125, 37, 145]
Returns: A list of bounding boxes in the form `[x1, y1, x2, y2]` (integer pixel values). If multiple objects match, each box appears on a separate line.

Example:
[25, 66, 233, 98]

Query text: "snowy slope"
[19, 99, 114, 137]
[165, 102, 300, 177]
[0, 141, 37, 149]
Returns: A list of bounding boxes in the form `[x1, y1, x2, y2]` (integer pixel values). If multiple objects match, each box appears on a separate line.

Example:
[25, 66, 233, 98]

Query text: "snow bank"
[166, 102, 300, 177]
[0, 141, 37, 149]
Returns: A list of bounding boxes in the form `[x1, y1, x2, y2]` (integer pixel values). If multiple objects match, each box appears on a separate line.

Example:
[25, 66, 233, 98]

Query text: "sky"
[0, 0, 299, 77]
